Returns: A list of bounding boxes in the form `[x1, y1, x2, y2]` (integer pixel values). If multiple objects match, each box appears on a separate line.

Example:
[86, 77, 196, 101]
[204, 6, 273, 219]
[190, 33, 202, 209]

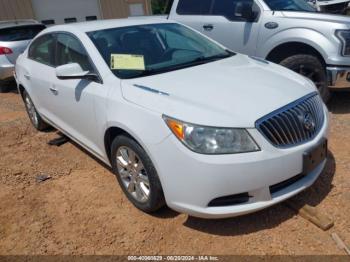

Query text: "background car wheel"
[279, 54, 330, 103]
[111, 135, 165, 213]
[23, 90, 49, 131]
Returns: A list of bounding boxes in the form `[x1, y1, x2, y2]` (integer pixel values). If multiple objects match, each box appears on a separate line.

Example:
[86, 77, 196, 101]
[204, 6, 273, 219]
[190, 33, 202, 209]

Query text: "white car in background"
[15, 19, 329, 218]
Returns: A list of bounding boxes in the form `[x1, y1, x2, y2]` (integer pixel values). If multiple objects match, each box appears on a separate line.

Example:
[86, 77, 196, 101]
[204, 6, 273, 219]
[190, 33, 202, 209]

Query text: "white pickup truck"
[163, 0, 350, 101]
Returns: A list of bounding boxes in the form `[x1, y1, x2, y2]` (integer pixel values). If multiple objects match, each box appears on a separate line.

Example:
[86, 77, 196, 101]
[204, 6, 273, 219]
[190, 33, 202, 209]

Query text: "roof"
[44, 17, 171, 33]
[0, 19, 40, 29]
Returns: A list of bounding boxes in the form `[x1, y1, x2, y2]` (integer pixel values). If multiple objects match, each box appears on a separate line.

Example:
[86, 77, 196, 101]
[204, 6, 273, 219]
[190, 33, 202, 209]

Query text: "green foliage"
[151, 0, 168, 15]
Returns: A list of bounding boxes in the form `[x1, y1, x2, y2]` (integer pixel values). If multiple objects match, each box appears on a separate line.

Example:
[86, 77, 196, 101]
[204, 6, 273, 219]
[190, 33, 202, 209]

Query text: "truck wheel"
[111, 135, 165, 213]
[279, 54, 330, 102]
[23, 90, 49, 131]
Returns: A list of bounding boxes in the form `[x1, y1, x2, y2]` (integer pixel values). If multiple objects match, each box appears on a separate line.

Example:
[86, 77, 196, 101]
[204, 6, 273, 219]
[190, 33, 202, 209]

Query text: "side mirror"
[236, 2, 258, 22]
[56, 63, 99, 82]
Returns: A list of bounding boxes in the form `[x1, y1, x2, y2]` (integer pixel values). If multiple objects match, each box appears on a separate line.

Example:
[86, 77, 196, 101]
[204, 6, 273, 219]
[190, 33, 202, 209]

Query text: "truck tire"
[279, 54, 330, 103]
[23, 90, 50, 131]
[111, 135, 165, 213]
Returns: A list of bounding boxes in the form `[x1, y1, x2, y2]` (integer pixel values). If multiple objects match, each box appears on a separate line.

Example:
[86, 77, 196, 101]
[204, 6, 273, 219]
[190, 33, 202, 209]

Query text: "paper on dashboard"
[111, 54, 145, 70]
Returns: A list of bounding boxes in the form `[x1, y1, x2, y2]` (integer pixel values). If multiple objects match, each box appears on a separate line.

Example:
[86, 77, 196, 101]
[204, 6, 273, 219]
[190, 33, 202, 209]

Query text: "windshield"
[87, 23, 234, 79]
[264, 0, 316, 12]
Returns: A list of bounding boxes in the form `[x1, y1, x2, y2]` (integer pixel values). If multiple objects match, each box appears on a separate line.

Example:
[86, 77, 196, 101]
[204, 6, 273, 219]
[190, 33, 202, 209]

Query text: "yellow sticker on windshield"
[111, 54, 145, 70]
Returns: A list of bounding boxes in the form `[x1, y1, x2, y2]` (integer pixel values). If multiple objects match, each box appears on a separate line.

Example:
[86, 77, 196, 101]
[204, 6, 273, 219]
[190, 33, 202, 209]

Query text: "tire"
[23, 90, 49, 131]
[111, 135, 165, 213]
[279, 54, 330, 103]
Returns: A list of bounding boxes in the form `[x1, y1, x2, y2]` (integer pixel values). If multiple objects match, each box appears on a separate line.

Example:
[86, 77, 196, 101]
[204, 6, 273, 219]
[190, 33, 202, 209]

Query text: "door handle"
[24, 73, 31, 80]
[49, 86, 58, 95]
[203, 24, 214, 31]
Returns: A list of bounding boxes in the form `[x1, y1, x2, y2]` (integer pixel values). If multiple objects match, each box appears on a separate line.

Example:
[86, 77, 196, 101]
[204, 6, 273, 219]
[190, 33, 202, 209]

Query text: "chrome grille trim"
[256, 92, 325, 148]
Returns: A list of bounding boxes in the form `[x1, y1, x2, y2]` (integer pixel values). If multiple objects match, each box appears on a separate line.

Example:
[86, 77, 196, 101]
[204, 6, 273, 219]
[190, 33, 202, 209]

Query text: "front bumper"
[0, 56, 15, 81]
[327, 66, 350, 89]
[148, 105, 329, 219]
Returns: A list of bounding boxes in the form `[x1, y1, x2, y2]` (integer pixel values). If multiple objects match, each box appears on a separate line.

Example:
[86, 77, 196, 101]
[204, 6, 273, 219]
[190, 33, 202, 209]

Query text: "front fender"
[102, 99, 172, 161]
[257, 28, 338, 64]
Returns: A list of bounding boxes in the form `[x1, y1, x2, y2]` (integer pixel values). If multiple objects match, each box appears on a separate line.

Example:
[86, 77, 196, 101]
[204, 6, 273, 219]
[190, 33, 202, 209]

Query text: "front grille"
[256, 92, 324, 148]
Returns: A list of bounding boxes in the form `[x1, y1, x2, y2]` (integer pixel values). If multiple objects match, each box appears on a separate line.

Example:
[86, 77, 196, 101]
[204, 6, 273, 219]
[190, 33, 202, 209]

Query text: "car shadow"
[328, 90, 350, 114]
[182, 151, 336, 236]
[1, 81, 18, 94]
[75, 80, 90, 102]
[8, 88, 19, 94]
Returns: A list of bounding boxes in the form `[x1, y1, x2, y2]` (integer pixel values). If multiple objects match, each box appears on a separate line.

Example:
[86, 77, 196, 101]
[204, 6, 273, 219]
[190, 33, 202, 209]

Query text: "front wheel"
[23, 90, 49, 131]
[111, 135, 165, 213]
[279, 54, 330, 103]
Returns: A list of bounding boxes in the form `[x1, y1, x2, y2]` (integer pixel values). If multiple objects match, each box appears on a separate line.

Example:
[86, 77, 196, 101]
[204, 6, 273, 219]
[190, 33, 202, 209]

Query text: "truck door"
[171, 0, 263, 56]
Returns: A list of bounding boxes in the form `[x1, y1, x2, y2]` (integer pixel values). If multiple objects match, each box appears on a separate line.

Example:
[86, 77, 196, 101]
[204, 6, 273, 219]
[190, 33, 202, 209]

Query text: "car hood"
[281, 11, 350, 26]
[121, 55, 317, 128]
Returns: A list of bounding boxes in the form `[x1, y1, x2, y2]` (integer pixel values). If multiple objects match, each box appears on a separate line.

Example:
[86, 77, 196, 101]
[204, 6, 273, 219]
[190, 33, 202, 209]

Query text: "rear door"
[0, 24, 46, 64]
[25, 33, 57, 119]
[171, 0, 262, 55]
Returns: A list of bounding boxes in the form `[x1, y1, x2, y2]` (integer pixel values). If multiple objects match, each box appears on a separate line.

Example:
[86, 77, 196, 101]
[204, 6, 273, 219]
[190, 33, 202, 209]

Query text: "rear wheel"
[111, 135, 165, 213]
[23, 90, 49, 131]
[279, 54, 330, 103]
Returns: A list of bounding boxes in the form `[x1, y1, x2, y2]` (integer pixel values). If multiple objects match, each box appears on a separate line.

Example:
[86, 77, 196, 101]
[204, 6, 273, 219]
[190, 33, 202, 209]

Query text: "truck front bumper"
[327, 66, 350, 89]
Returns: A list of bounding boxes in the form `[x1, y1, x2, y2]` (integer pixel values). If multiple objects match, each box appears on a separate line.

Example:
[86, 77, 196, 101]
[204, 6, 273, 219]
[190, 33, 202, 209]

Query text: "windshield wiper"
[150, 52, 234, 73]
[121, 51, 235, 79]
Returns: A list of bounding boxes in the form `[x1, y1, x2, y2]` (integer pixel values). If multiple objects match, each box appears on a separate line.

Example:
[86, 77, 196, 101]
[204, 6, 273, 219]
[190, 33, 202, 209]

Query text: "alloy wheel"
[116, 146, 150, 203]
[25, 95, 39, 127]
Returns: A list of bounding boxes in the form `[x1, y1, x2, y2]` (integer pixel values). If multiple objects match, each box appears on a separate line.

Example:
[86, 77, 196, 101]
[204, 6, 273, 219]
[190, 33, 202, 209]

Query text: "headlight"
[336, 30, 350, 56]
[163, 116, 260, 154]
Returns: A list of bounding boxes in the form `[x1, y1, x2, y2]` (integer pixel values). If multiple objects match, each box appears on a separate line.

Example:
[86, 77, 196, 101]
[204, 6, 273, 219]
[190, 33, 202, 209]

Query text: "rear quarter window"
[0, 24, 46, 42]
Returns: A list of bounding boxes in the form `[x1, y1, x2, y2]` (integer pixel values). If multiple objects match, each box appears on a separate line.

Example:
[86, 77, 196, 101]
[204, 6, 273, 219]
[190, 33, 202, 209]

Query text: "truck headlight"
[163, 116, 260, 154]
[336, 30, 350, 56]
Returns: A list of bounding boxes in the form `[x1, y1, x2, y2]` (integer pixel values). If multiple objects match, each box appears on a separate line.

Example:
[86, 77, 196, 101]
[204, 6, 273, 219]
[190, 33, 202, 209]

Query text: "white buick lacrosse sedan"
[15, 18, 329, 218]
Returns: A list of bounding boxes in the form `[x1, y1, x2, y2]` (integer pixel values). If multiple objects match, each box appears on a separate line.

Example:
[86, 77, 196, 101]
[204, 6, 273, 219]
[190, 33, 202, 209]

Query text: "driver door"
[52, 33, 105, 156]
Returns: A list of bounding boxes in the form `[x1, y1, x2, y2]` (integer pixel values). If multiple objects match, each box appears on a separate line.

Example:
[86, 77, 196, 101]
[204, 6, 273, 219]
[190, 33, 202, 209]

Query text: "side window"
[56, 34, 93, 72]
[211, 0, 254, 21]
[28, 34, 56, 66]
[177, 0, 212, 15]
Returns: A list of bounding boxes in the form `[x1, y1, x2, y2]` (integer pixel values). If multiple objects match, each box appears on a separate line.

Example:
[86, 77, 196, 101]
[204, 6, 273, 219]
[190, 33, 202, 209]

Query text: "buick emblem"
[302, 112, 316, 132]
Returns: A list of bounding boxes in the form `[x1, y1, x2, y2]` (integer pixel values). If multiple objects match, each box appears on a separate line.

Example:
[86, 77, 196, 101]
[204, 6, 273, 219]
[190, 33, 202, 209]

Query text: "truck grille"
[256, 92, 325, 148]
